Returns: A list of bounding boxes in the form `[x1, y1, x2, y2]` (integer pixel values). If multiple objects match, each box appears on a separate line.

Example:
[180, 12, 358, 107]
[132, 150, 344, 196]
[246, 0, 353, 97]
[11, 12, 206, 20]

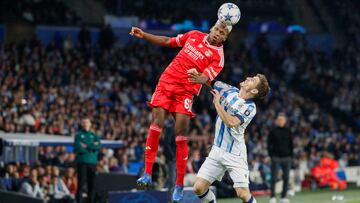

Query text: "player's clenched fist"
[187, 68, 199, 75]
[211, 89, 221, 104]
[129, 27, 144, 38]
[187, 68, 209, 84]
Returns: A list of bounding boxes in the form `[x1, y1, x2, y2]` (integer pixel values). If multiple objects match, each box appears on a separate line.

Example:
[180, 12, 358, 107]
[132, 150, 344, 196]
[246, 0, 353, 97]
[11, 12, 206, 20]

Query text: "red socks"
[144, 124, 162, 175]
[175, 135, 189, 186]
[144, 127, 189, 187]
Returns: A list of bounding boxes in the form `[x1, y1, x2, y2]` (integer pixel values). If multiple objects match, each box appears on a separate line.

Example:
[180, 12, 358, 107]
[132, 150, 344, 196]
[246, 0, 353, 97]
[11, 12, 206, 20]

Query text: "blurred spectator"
[38, 175, 49, 199]
[293, 152, 309, 192]
[52, 152, 69, 168]
[109, 157, 121, 172]
[19, 168, 45, 198]
[258, 155, 271, 188]
[311, 153, 347, 190]
[190, 150, 203, 173]
[184, 149, 204, 187]
[49, 174, 73, 203]
[63, 167, 77, 196]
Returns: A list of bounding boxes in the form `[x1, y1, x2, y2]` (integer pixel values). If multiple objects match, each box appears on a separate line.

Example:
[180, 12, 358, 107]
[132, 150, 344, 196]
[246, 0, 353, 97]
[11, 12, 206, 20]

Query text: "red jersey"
[159, 30, 224, 95]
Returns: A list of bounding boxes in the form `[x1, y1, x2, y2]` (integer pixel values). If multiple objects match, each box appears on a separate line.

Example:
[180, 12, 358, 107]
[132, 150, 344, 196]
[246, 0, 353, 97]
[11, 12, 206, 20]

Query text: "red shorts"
[148, 81, 195, 117]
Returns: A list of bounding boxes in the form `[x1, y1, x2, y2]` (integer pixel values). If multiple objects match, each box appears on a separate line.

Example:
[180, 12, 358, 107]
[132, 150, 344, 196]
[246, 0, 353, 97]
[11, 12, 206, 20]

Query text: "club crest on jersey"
[205, 50, 212, 57]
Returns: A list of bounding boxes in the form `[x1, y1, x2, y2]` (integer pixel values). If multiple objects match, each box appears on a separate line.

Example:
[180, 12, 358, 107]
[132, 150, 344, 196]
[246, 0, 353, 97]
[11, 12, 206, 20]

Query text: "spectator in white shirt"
[19, 168, 44, 198]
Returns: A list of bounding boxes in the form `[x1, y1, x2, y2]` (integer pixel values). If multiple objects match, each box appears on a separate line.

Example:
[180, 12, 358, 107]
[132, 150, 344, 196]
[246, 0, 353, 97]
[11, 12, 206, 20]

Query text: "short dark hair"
[277, 112, 287, 118]
[81, 114, 91, 120]
[254, 74, 270, 99]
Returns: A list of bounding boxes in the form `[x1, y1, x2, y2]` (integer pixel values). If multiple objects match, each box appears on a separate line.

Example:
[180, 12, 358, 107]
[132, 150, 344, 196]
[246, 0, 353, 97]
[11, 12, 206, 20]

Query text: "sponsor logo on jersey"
[184, 43, 204, 61]
[221, 97, 233, 112]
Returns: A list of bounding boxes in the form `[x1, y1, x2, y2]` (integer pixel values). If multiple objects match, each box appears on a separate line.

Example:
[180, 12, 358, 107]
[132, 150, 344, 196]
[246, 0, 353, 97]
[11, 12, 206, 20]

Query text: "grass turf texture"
[218, 188, 360, 203]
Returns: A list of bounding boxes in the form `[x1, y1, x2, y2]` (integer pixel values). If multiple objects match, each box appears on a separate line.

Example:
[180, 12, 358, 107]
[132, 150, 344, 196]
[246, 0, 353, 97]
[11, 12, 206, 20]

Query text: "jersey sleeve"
[203, 49, 224, 81]
[169, 30, 196, 47]
[213, 81, 233, 92]
[233, 102, 256, 124]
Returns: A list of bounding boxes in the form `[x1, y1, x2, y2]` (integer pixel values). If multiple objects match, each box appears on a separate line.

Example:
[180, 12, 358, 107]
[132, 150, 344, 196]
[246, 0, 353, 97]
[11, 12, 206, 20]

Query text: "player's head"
[81, 116, 92, 131]
[239, 74, 270, 99]
[275, 112, 287, 127]
[209, 20, 232, 44]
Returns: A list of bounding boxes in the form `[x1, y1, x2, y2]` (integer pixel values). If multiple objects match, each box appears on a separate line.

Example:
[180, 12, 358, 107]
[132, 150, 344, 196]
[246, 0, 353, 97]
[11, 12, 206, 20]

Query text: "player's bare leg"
[172, 113, 190, 202]
[137, 107, 167, 189]
[235, 187, 257, 203]
[194, 177, 216, 202]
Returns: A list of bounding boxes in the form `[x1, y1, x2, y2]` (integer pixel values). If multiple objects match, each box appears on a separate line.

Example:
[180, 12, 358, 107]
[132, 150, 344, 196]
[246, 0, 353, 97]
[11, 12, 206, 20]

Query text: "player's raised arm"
[211, 89, 242, 128]
[130, 27, 171, 47]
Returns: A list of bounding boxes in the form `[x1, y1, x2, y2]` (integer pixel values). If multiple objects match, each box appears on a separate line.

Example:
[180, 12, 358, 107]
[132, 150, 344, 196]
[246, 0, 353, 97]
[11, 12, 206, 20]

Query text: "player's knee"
[174, 122, 188, 135]
[151, 119, 164, 128]
[236, 188, 250, 201]
[174, 114, 189, 135]
[151, 108, 165, 127]
[193, 181, 206, 195]
[175, 128, 188, 135]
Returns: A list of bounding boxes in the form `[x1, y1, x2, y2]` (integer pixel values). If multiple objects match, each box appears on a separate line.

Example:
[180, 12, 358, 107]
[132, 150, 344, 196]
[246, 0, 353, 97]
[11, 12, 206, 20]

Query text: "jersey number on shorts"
[184, 98, 193, 111]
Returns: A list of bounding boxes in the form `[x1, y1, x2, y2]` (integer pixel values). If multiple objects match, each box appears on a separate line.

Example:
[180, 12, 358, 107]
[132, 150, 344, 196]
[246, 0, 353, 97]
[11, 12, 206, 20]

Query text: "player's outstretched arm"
[129, 27, 171, 47]
[211, 90, 242, 128]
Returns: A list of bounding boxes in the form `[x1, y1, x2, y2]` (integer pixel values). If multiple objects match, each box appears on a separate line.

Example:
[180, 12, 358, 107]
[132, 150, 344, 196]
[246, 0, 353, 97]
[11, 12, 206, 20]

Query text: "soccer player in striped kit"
[188, 70, 270, 203]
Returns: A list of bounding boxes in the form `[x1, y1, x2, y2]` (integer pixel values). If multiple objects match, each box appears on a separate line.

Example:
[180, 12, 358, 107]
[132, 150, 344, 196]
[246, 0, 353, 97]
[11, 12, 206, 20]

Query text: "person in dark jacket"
[162, 116, 176, 193]
[75, 117, 101, 203]
[268, 113, 293, 203]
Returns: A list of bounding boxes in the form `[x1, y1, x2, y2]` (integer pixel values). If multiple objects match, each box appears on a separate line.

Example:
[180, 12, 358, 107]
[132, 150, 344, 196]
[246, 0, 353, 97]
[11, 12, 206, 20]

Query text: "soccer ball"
[217, 3, 241, 25]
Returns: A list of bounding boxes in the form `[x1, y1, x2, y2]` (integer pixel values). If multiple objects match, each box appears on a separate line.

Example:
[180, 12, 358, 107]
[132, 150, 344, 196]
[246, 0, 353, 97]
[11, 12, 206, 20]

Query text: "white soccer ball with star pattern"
[217, 3, 241, 25]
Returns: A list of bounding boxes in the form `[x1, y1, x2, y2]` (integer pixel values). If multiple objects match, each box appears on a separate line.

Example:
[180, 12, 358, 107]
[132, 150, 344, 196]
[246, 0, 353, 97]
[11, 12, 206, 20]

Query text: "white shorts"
[197, 145, 249, 188]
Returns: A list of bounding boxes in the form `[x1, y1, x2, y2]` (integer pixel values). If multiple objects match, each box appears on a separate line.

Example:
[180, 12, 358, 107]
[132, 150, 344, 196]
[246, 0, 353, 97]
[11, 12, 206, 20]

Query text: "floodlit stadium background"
[0, 0, 360, 202]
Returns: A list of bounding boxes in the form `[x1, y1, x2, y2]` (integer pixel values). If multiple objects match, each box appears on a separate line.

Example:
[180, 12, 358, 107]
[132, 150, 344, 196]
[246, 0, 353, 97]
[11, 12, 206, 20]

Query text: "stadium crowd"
[13, 0, 80, 25]
[1, 26, 360, 199]
[1, 151, 77, 202]
[100, 0, 290, 24]
[325, 0, 360, 40]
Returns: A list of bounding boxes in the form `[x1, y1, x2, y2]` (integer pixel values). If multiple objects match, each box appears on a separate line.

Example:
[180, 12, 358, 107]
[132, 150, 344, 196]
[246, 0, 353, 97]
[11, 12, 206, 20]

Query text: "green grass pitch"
[218, 188, 360, 203]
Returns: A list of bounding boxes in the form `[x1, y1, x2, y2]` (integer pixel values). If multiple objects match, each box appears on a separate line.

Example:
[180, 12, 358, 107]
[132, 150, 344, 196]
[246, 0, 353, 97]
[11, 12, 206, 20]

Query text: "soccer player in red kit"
[130, 20, 232, 202]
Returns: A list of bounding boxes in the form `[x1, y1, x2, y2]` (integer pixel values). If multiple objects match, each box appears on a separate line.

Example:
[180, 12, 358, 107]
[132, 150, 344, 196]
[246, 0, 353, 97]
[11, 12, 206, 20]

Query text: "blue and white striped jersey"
[213, 81, 256, 156]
